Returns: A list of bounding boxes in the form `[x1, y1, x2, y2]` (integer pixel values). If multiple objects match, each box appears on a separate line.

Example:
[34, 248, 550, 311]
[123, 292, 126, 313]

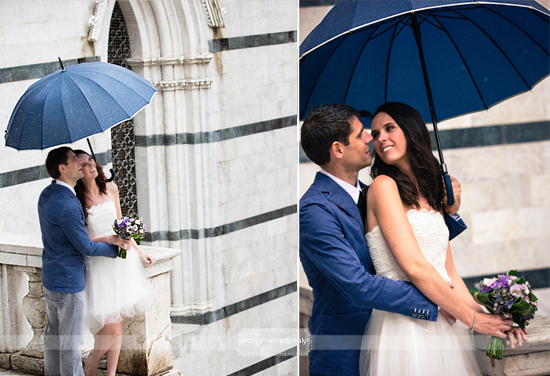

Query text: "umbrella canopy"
[5, 61, 156, 150]
[300, 0, 550, 204]
[300, 0, 550, 122]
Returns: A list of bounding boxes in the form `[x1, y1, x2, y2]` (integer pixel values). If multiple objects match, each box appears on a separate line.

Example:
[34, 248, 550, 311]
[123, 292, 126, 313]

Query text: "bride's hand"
[506, 326, 528, 349]
[439, 308, 456, 326]
[139, 252, 156, 267]
[106, 235, 130, 249]
[474, 312, 511, 338]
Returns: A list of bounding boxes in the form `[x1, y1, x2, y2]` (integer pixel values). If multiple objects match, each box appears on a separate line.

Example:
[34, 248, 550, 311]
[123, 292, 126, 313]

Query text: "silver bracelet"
[469, 310, 477, 332]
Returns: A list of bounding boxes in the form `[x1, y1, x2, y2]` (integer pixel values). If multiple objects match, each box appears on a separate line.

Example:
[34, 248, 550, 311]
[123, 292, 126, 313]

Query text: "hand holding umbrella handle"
[443, 172, 455, 206]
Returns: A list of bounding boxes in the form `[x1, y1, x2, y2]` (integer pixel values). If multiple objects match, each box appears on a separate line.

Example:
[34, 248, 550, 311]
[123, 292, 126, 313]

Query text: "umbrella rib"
[53, 81, 72, 147]
[72, 68, 156, 102]
[73, 69, 153, 102]
[342, 23, 385, 104]
[383, 19, 401, 104]
[451, 7, 531, 90]
[415, 12, 445, 31]
[430, 10, 488, 110]
[72, 74, 132, 119]
[481, 5, 550, 55]
[67, 77, 105, 136]
[300, 36, 348, 118]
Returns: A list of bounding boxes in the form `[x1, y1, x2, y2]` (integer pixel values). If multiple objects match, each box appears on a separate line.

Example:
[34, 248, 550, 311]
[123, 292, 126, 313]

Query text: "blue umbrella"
[5, 59, 156, 151]
[300, 0, 550, 204]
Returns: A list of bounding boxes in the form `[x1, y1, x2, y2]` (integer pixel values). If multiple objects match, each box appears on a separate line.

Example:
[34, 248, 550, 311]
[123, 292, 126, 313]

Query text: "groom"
[38, 146, 128, 376]
[299, 104, 508, 376]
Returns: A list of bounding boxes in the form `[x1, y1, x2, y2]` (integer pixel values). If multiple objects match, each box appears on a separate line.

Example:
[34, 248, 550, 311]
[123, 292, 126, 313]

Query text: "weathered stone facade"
[0, 0, 298, 374]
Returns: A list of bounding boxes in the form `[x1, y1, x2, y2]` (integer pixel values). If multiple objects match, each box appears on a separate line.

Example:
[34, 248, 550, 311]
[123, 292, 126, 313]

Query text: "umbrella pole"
[411, 14, 454, 206]
[86, 137, 116, 182]
[86, 138, 97, 160]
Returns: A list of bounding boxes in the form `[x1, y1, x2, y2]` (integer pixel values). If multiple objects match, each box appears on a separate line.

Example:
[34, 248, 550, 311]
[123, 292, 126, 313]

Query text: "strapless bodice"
[365, 209, 450, 283]
[86, 200, 117, 238]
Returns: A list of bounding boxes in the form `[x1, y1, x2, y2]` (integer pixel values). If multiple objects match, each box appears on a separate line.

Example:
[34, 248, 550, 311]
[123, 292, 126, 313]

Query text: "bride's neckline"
[88, 200, 115, 209]
[366, 208, 442, 235]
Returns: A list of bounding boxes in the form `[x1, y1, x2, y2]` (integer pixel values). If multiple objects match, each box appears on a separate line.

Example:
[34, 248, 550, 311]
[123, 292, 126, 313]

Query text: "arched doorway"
[108, 1, 138, 217]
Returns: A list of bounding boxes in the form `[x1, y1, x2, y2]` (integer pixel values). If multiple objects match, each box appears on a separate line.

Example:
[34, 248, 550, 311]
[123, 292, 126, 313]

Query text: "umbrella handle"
[443, 172, 455, 207]
[106, 168, 116, 183]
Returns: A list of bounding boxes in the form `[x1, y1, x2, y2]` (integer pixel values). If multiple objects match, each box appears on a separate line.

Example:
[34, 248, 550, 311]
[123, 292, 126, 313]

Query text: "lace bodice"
[86, 201, 117, 238]
[366, 209, 451, 283]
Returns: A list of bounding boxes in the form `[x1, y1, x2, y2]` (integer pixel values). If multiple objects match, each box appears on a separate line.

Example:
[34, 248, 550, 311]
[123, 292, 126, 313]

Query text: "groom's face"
[341, 116, 373, 171]
[60, 151, 84, 181]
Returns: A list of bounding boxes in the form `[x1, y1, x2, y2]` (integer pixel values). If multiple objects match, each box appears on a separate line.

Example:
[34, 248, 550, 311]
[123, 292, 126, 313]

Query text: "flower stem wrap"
[486, 336, 504, 360]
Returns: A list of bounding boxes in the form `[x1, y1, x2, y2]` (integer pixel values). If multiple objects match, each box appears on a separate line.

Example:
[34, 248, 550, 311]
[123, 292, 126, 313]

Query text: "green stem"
[486, 336, 504, 360]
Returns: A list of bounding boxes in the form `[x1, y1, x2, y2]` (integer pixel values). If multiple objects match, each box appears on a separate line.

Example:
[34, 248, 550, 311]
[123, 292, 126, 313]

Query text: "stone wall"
[0, 0, 298, 374]
[298, 0, 550, 319]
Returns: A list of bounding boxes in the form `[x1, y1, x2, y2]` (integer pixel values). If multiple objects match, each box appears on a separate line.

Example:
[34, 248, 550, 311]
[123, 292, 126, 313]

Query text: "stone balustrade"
[0, 233, 182, 376]
[299, 285, 550, 376]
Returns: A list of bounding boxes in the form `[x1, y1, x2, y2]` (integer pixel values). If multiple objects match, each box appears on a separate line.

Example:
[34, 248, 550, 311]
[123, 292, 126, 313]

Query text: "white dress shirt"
[55, 180, 76, 196]
[320, 169, 362, 204]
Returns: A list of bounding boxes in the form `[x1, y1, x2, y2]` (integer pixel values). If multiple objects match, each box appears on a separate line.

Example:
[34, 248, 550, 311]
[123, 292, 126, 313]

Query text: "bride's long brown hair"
[74, 150, 108, 220]
[370, 102, 444, 211]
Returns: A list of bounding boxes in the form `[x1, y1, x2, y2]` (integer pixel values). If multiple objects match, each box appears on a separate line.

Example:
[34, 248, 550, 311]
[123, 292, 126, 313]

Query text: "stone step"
[0, 369, 33, 376]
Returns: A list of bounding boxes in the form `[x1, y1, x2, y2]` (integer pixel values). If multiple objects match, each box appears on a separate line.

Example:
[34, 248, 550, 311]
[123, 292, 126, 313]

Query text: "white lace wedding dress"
[359, 209, 481, 376]
[85, 201, 153, 334]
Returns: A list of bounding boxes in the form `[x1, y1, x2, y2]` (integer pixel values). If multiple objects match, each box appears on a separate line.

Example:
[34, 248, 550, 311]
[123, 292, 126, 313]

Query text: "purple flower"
[497, 274, 510, 288]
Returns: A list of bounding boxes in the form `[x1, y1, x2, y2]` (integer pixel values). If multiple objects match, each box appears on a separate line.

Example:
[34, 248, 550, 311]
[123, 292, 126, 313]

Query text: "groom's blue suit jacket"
[38, 181, 118, 294]
[299, 172, 467, 376]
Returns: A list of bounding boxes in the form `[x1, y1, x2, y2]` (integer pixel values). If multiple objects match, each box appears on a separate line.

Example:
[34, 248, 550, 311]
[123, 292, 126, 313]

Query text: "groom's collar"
[54, 180, 76, 196]
[320, 169, 362, 204]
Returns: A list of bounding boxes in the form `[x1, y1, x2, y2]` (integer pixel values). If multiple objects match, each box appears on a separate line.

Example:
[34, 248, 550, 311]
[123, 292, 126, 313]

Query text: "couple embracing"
[299, 103, 527, 376]
[38, 147, 156, 376]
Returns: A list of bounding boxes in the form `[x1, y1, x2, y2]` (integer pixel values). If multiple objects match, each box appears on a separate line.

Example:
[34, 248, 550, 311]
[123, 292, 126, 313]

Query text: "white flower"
[483, 278, 497, 287]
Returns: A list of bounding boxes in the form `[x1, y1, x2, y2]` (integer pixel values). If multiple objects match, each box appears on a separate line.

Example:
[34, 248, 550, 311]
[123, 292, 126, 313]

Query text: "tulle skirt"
[85, 248, 153, 334]
[359, 310, 481, 376]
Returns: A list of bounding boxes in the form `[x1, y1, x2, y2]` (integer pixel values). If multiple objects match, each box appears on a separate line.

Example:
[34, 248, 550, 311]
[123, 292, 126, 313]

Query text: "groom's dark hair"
[301, 104, 360, 166]
[45, 146, 73, 179]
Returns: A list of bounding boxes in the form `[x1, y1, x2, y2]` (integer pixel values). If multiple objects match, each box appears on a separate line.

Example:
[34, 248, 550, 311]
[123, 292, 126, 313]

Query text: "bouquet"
[112, 216, 146, 258]
[471, 270, 538, 359]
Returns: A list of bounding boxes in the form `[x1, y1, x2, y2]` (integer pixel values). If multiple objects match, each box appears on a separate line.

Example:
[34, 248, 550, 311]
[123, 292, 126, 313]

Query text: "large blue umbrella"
[300, 0, 550, 204]
[5, 60, 156, 151]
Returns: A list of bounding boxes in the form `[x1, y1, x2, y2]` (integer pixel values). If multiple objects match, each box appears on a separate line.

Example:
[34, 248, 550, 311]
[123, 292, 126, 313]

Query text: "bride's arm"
[107, 182, 155, 267]
[368, 176, 508, 338]
[129, 238, 155, 267]
[444, 243, 483, 312]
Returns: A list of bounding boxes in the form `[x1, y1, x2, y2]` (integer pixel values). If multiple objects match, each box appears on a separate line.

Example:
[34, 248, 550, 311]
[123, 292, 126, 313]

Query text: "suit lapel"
[314, 172, 365, 233]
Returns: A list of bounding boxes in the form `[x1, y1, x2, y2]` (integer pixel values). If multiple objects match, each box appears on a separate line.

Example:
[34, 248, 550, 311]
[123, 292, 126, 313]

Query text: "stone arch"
[91, 0, 218, 315]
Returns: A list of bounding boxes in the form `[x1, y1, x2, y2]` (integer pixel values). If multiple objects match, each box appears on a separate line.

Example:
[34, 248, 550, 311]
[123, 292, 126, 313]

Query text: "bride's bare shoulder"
[105, 181, 119, 197]
[369, 175, 398, 194]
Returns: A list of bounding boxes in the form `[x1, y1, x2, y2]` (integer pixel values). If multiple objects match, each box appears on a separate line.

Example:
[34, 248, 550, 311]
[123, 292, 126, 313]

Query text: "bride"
[359, 102, 526, 375]
[74, 150, 155, 376]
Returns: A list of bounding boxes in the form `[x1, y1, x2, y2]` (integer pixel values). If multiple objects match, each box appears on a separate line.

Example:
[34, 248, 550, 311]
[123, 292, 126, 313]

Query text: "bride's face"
[371, 111, 409, 169]
[77, 153, 99, 181]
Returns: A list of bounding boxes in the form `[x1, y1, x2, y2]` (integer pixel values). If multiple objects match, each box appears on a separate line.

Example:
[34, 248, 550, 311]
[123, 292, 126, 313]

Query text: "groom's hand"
[443, 175, 461, 216]
[475, 312, 512, 338]
[106, 235, 131, 249]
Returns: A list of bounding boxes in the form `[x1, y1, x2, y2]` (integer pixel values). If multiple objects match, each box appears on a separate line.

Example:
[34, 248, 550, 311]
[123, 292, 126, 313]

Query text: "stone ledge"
[474, 316, 550, 356]
[475, 316, 550, 376]
[171, 323, 201, 337]
[0, 235, 180, 275]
